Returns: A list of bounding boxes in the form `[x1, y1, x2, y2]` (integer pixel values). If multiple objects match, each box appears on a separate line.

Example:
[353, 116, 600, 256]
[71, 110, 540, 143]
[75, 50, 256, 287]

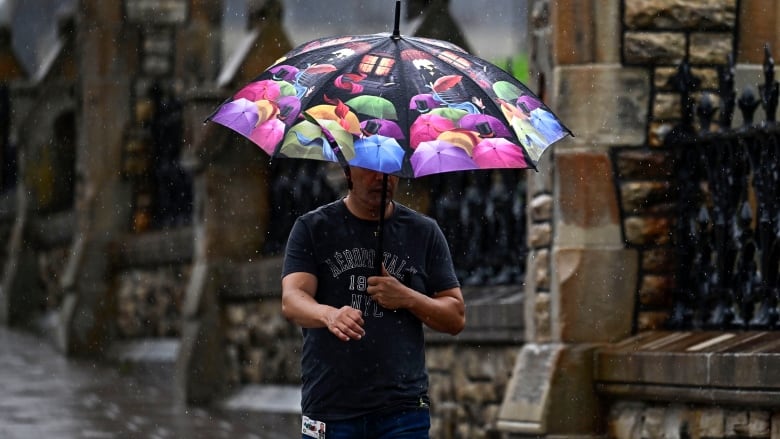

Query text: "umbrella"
[411, 140, 479, 177]
[208, 1, 572, 272]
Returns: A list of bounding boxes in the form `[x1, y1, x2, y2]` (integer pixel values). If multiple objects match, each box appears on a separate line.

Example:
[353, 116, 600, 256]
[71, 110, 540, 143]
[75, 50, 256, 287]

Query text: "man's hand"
[324, 306, 365, 341]
[282, 272, 365, 342]
[367, 265, 413, 310]
[367, 266, 465, 335]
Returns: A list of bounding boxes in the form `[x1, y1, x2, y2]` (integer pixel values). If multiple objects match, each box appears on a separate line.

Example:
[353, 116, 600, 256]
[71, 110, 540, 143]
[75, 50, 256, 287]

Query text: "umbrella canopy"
[208, 1, 572, 274]
[208, 4, 571, 177]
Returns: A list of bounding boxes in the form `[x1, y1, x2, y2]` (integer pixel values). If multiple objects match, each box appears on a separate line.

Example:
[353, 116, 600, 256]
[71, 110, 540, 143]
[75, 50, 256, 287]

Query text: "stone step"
[107, 340, 301, 436]
[106, 337, 180, 389]
[218, 384, 301, 437]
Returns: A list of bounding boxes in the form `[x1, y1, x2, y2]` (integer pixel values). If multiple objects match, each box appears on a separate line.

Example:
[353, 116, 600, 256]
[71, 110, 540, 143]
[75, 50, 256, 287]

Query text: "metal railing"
[426, 170, 527, 286]
[262, 163, 528, 287]
[667, 46, 780, 330]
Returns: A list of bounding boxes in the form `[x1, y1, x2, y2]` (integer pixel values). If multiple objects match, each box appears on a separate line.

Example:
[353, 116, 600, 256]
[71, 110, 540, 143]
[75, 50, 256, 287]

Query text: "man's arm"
[281, 272, 366, 341]
[367, 266, 465, 335]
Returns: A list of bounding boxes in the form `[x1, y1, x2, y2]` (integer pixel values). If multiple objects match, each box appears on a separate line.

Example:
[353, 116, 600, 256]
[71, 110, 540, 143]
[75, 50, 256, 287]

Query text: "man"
[282, 166, 465, 439]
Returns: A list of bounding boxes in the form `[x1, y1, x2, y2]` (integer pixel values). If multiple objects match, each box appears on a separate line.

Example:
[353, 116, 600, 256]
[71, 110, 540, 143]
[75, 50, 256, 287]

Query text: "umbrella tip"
[392, 0, 401, 40]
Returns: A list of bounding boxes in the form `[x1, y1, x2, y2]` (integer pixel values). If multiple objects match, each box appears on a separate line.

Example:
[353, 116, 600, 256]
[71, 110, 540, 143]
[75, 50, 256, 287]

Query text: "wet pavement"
[0, 326, 296, 439]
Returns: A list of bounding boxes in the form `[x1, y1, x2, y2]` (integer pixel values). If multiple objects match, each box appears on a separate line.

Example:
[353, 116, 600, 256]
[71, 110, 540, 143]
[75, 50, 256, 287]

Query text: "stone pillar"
[57, 1, 134, 354]
[175, 0, 293, 404]
[498, 0, 641, 436]
[175, 0, 221, 88]
[737, 2, 780, 63]
[0, 25, 28, 326]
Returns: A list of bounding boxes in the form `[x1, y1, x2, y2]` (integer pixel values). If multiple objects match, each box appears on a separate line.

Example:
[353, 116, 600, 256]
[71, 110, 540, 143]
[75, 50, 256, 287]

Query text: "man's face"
[349, 166, 399, 208]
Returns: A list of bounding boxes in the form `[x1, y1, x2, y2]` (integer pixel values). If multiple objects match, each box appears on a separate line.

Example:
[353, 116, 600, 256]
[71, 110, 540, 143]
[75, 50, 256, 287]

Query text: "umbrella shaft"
[376, 173, 389, 275]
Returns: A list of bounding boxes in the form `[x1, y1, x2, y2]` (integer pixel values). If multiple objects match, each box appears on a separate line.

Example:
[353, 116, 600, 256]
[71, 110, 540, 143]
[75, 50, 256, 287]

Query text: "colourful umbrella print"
[208, 1, 571, 177]
[207, 1, 573, 271]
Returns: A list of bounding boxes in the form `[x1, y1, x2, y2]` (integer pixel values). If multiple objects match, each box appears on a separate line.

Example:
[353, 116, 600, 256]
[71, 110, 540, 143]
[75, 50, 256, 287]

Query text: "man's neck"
[343, 196, 394, 220]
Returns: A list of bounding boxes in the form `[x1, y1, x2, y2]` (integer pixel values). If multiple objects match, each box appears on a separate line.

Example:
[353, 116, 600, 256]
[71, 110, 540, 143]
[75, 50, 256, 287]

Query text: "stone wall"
[214, 252, 524, 436]
[428, 344, 519, 439]
[0, 14, 78, 330]
[609, 402, 779, 439]
[602, 1, 780, 438]
[616, 0, 738, 331]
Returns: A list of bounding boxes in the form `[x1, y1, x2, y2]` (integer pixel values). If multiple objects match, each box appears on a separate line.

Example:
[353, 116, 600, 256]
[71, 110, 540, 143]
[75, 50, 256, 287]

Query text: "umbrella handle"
[375, 173, 388, 275]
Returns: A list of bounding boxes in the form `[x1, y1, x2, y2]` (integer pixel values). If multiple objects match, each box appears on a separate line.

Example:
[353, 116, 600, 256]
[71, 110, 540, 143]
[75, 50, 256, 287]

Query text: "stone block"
[552, 248, 638, 343]
[738, 2, 780, 63]
[725, 410, 749, 437]
[655, 66, 720, 91]
[641, 247, 674, 272]
[497, 343, 602, 436]
[690, 32, 733, 64]
[655, 67, 678, 90]
[427, 345, 455, 371]
[772, 413, 780, 439]
[529, 222, 552, 248]
[746, 411, 771, 437]
[640, 407, 665, 439]
[125, 0, 188, 25]
[555, 65, 650, 147]
[696, 408, 725, 438]
[523, 257, 541, 342]
[219, 384, 301, 414]
[637, 310, 669, 330]
[624, 32, 686, 65]
[531, 249, 550, 290]
[429, 371, 455, 404]
[607, 401, 644, 438]
[529, 194, 553, 222]
[624, 216, 672, 246]
[497, 343, 563, 435]
[555, 151, 623, 247]
[691, 67, 720, 89]
[597, 350, 710, 387]
[653, 92, 682, 119]
[453, 380, 498, 405]
[649, 121, 675, 147]
[620, 181, 674, 215]
[552, 0, 621, 64]
[533, 292, 552, 342]
[638, 274, 673, 306]
[624, 0, 736, 30]
[614, 148, 675, 180]
[710, 352, 780, 389]
[662, 405, 687, 439]
[462, 348, 507, 382]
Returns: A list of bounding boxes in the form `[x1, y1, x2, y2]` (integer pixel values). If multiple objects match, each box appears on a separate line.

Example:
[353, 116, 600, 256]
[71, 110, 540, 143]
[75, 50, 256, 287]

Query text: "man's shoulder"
[299, 199, 343, 221]
[394, 203, 439, 228]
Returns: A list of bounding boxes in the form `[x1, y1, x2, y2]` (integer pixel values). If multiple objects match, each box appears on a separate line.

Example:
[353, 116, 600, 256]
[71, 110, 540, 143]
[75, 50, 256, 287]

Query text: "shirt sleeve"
[282, 217, 317, 278]
[425, 221, 461, 294]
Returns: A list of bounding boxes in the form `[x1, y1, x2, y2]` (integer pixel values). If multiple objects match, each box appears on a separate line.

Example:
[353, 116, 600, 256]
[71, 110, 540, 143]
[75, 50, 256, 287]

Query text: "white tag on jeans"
[302, 415, 326, 438]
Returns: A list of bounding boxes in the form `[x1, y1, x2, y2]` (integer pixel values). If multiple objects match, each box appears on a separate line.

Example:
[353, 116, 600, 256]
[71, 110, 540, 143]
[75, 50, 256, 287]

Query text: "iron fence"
[262, 162, 528, 287]
[667, 46, 780, 330]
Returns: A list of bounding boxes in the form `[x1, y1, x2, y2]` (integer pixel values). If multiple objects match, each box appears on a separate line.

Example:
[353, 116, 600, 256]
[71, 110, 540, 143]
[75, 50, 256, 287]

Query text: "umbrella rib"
[392, 37, 415, 176]
[286, 36, 380, 116]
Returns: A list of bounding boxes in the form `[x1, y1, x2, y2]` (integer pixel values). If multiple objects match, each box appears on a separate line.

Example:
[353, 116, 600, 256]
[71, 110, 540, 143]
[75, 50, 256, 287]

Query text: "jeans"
[302, 407, 430, 439]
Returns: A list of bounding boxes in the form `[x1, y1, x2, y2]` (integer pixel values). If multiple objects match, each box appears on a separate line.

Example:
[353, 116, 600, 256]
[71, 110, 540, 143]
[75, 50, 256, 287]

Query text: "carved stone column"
[498, 0, 640, 436]
[57, 1, 134, 354]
